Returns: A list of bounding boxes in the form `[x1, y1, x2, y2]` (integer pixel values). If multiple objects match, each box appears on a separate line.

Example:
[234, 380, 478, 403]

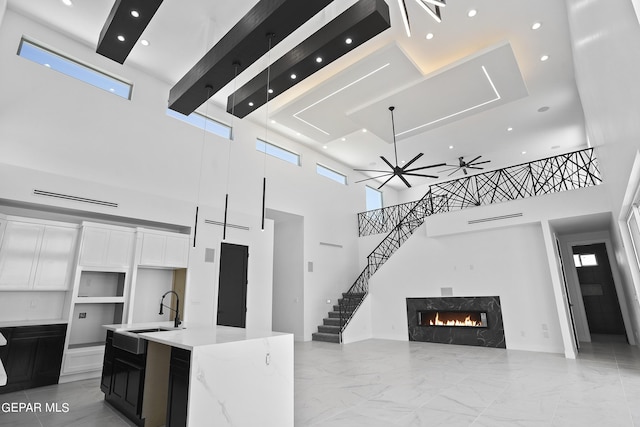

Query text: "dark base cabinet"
[167, 347, 190, 427]
[0, 324, 67, 394]
[101, 331, 146, 427]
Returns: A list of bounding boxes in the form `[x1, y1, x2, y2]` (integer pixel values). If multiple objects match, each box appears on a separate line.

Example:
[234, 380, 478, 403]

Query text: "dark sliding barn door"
[217, 243, 249, 328]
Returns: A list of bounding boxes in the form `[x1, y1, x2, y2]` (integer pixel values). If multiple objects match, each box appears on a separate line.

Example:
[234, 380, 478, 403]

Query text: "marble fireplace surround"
[406, 296, 506, 348]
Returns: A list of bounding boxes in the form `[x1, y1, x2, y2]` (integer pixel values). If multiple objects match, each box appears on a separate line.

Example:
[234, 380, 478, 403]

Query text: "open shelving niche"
[61, 264, 132, 379]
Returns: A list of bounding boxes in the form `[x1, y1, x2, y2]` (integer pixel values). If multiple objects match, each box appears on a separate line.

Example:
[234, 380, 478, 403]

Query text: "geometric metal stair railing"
[340, 148, 602, 340]
[339, 188, 438, 337]
[358, 148, 601, 237]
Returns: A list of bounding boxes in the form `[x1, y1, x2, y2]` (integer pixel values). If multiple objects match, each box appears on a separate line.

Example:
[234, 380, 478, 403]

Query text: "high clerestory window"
[316, 164, 347, 185]
[17, 38, 132, 99]
[256, 139, 300, 166]
[166, 109, 232, 140]
[365, 186, 383, 210]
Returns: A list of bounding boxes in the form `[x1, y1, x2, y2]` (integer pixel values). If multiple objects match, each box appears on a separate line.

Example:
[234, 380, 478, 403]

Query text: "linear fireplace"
[407, 296, 505, 348]
[418, 310, 488, 328]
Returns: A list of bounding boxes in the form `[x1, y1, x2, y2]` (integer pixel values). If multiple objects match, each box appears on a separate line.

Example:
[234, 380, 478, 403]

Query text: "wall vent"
[204, 219, 250, 231]
[33, 189, 118, 208]
[468, 213, 523, 225]
[319, 242, 343, 248]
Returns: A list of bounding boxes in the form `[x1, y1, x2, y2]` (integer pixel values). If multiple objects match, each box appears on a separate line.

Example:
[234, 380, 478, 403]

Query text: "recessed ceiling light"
[248, 102, 254, 107]
[341, 137, 346, 141]
[323, 145, 328, 149]
[538, 106, 550, 113]
[522, 151, 527, 155]
[426, 33, 434, 40]
[345, 37, 353, 44]
[290, 73, 297, 79]
[271, 119, 276, 124]
[109, 88, 115, 92]
[362, 128, 367, 133]
[61, 0, 73, 6]
[296, 132, 301, 136]
[117, 35, 125, 42]
[532, 22, 542, 30]
[507, 127, 513, 132]
[140, 39, 150, 46]
[449, 145, 454, 149]
[401, 160, 406, 164]
[316, 57, 323, 63]
[130, 10, 140, 18]
[540, 55, 549, 61]
[467, 9, 477, 17]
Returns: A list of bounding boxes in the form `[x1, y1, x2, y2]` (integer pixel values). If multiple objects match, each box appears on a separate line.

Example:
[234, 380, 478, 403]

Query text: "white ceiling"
[6, 0, 587, 190]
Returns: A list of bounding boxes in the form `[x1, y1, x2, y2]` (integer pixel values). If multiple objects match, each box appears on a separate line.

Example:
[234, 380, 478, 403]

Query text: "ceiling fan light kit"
[440, 155, 492, 176]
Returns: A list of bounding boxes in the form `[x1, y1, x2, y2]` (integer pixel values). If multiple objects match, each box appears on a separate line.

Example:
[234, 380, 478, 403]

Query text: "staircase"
[311, 148, 601, 344]
[311, 293, 365, 343]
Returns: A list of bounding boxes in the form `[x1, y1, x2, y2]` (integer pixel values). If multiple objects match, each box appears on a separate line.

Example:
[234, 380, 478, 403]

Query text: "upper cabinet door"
[138, 232, 189, 268]
[79, 226, 134, 268]
[32, 226, 79, 290]
[0, 222, 44, 289]
[164, 235, 189, 268]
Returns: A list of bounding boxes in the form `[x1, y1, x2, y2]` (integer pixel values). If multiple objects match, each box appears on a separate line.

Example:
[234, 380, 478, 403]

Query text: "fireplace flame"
[429, 312, 482, 327]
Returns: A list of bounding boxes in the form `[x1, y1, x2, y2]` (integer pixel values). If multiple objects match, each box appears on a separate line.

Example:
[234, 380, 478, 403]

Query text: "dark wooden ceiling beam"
[97, 0, 163, 64]
[226, 0, 390, 119]
[168, 0, 335, 116]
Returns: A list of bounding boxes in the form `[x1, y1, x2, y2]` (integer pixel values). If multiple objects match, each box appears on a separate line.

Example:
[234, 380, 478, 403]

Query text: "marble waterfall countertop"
[103, 321, 290, 350]
[103, 321, 294, 426]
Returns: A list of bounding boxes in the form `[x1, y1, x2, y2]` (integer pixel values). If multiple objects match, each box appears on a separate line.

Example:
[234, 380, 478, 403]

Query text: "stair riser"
[312, 333, 340, 343]
[318, 325, 340, 334]
[323, 318, 342, 327]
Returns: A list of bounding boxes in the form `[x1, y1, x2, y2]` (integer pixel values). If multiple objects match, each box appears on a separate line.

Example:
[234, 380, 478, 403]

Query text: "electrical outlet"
[79, 312, 87, 319]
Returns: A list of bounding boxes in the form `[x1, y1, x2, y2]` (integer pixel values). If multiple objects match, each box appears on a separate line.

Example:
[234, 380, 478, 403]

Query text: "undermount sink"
[112, 327, 182, 354]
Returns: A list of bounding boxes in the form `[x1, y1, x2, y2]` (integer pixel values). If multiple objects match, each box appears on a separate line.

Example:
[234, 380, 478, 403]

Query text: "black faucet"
[159, 290, 181, 328]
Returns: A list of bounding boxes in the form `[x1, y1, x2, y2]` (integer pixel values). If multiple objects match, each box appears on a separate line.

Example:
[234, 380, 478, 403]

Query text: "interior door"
[217, 243, 249, 328]
[573, 243, 626, 336]
[556, 237, 579, 349]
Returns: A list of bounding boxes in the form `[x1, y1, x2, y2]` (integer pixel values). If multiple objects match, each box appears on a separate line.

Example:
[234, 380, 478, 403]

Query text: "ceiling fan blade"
[438, 166, 458, 172]
[404, 162, 447, 172]
[398, 174, 412, 188]
[402, 152, 424, 169]
[380, 156, 396, 169]
[466, 166, 484, 170]
[467, 155, 481, 165]
[377, 174, 396, 189]
[448, 169, 459, 176]
[404, 172, 439, 179]
[354, 173, 393, 183]
[472, 160, 491, 166]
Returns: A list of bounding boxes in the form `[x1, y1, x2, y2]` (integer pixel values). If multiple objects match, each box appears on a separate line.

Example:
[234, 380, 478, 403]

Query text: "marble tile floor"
[0, 337, 638, 426]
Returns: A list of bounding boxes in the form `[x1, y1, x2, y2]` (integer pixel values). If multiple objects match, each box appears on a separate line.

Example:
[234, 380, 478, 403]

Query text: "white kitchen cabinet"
[139, 230, 189, 268]
[0, 221, 78, 291]
[79, 224, 135, 268]
[33, 226, 79, 290]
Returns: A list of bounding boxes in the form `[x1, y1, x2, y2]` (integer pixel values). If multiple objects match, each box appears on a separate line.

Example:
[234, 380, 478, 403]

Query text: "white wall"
[564, 0, 640, 345]
[271, 212, 304, 340]
[131, 268, 173, 324]
[368, 222, 565, 354]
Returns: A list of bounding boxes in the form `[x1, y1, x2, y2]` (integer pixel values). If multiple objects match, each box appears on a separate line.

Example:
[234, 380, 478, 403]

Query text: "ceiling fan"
[440, 155, 491, 176]
[354, 106, 445, 189]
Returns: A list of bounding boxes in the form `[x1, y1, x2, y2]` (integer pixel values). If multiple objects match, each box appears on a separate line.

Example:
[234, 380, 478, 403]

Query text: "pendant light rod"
[389, 106, 399, 166]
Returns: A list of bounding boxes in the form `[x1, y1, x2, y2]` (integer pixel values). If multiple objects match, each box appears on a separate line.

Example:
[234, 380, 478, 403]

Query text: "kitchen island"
[102, 322, 293, 427]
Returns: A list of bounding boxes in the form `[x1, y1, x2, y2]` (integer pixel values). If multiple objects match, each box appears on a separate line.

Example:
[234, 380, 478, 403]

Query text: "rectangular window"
[573, 253, 598, 267]
[365, 186, 383, 211]
[166, 109, 232, 140]
[317, 164, 347, 185]
[256, 139, 300, 166]
[18, 38, 132, 99]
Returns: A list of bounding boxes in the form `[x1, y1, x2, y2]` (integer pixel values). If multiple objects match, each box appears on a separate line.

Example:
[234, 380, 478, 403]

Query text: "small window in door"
[573, 253, 598, 267]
